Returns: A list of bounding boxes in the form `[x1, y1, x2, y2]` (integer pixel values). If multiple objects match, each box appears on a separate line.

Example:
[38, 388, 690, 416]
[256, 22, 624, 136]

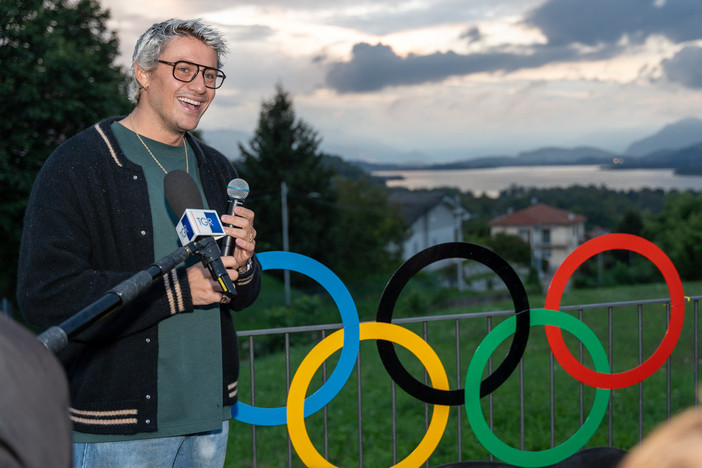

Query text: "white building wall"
[491, 223, 585, 272]
[404, 204, 459, 270]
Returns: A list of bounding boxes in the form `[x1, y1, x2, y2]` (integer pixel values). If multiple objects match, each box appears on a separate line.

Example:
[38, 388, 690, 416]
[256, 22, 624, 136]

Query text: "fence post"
[1, 298, 12, 317]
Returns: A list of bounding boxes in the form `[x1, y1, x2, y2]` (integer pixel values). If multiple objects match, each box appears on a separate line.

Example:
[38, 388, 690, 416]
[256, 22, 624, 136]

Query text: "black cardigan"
[17, 117, 261, 435]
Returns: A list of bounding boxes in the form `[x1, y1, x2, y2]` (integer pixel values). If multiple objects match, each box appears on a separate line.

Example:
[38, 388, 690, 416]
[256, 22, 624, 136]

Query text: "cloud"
[226, 24, 276, 41]
[460, 26, 483, 44]
[662, 46, 702, 89]
[326, 43, 492, 93]
[525, 0, 702, 46]
[325, 0, 702, 93]
[322, 1, 500, 36]
[325, 41, 622, 93]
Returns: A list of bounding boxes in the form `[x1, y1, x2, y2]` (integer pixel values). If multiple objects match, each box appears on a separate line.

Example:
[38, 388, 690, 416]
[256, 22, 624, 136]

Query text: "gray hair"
[128, 18, 229, 104]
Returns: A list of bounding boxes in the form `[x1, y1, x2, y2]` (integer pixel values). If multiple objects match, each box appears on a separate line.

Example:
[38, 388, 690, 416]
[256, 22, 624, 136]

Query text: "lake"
[372, 165, 702, 197]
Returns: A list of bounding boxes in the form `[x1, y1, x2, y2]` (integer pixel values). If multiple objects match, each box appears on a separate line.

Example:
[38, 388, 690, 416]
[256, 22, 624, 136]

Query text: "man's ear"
[135, 64, 150, 90]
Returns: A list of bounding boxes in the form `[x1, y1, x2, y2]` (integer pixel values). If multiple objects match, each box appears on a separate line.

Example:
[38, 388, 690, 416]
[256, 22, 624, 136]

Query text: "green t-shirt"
[73, 122, 227, 442]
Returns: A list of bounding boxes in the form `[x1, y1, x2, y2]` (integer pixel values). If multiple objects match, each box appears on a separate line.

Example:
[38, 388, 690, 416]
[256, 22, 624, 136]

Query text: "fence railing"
[232, 295, 701, 467]
[1, 298, 12, 317]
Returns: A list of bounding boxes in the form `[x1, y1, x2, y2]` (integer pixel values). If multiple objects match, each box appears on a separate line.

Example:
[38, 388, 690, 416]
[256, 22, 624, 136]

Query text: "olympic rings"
[465, 309, 611, 467]
[230, 234, 686, 467]
[287, 322, 451, 468]
[544, 233, 685, 389]
[376, 242, 530, 405]
[232, 251, 361, 426]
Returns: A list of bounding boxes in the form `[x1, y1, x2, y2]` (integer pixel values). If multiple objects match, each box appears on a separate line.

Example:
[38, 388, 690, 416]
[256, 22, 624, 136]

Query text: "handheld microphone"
[221, 178, 250, 257]
[164, 170, 236, 300]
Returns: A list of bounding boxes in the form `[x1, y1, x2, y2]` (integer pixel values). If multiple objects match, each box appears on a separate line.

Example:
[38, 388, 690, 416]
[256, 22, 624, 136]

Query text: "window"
[518, 229, 531, 244]
[542, 228, 551, 244]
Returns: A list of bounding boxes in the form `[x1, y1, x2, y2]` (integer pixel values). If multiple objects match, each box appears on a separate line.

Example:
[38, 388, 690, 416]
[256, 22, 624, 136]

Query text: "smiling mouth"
[178, 97, 203, 111]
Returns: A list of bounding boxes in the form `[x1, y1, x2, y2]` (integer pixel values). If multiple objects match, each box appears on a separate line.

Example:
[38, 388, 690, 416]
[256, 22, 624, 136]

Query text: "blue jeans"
[73, 421, 229, 468]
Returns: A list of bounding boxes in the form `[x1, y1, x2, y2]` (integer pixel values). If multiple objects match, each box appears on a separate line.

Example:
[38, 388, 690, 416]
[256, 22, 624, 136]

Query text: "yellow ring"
[286, 322, 450, 468]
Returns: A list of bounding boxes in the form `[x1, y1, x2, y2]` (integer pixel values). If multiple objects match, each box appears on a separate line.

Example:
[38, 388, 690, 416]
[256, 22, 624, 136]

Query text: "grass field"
[224, 271, 701, 467]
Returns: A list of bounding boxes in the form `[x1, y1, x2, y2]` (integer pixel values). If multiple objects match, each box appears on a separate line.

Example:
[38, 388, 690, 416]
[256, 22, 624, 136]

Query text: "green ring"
[464, 309, 611, 467]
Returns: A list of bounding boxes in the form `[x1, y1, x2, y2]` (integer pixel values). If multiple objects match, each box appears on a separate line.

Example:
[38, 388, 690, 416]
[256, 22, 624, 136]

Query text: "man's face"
[138, 36, 219, 135]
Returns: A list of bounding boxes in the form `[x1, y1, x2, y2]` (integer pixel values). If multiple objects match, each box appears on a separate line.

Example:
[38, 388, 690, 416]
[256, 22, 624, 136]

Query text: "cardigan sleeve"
[17, 125, 191, 342]
[226, 253, 262, 312]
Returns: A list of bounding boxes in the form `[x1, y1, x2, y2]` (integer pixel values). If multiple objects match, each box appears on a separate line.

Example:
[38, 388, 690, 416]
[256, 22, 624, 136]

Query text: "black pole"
[37, 243, 197, 353]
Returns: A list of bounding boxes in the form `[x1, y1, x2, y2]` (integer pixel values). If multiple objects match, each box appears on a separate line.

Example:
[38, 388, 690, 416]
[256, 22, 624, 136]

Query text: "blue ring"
[232, 251, 361, 426]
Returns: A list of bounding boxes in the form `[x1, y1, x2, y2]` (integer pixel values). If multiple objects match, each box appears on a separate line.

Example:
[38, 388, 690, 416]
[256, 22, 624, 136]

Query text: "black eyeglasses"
[157, 60, 226, 89]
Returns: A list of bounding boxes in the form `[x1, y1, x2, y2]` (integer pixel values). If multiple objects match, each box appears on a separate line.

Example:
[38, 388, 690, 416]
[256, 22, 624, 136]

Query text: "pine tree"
[0, 0, 131, 302]
[238, 85, 338, 268]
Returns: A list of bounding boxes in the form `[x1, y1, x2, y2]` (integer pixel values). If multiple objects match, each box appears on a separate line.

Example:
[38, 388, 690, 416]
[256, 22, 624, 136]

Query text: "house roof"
[388, 191, 466, 224]
[489, 203, 586, 227]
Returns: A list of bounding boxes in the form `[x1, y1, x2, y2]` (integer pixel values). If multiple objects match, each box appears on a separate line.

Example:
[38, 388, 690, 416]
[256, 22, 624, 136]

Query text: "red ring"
[544, 233, 685, 389]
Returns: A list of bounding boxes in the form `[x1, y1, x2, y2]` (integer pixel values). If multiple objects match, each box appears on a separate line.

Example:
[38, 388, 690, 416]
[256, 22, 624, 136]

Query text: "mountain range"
[349, 117, 702, 173]
[203, 117, 702, 174]
[624, 117, 702, 156]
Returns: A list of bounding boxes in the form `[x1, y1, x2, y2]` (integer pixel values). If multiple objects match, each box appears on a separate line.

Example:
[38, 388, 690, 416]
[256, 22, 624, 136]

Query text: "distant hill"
[625, 117, 702, 156]
[515, 146, 614, 164]
[201, 117, 702, 175]
[358, 146, 615, 171]
[356, 119, 702, 173]
[610, 142, 702, 175]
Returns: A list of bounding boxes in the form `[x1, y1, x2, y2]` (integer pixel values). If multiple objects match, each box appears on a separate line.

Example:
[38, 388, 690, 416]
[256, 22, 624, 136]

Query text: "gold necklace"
[130, 115, 189, 174]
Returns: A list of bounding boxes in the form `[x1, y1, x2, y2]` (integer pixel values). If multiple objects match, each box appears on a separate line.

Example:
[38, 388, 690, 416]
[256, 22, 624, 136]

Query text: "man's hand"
[186, 256, 241, 306]
[222, 205, 256, 271]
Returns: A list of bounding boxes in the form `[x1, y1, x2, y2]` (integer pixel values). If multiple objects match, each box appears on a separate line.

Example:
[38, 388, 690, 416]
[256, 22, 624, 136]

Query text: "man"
[618, 407, 702, 468]
[17, 18, 260, 467]
[0, 313, 72, 468]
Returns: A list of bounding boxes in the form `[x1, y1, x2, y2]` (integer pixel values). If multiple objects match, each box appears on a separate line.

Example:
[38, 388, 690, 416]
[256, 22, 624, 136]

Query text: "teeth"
[178, 97, 201, 107]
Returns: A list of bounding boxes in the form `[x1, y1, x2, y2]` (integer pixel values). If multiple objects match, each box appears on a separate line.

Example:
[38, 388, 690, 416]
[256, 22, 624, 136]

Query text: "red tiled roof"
[489, 203, 586, 227]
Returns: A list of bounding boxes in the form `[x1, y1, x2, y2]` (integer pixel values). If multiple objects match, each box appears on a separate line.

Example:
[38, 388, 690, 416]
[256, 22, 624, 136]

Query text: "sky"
[101, 0, 702, 164]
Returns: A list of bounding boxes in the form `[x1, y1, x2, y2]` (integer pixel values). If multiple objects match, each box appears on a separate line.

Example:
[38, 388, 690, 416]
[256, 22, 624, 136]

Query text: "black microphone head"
[227, 178, 250, 201]
[164, 169, 204, 217]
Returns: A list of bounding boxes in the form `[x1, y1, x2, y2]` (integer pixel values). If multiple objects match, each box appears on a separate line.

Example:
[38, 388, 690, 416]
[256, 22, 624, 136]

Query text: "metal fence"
[1, 298, 12, 317]
[232, 295, 701, 467]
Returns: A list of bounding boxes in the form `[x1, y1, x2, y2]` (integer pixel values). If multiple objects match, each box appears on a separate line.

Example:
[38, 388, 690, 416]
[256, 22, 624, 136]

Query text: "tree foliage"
[0, 0, 131, 301]
[238, 85, 338, 268]
[565, 190, 702, 284]
[483, 232, 531, 267]
[330, 176, 407, 279]
[460, 185, 667, 232]
[643, 191, 702, 280]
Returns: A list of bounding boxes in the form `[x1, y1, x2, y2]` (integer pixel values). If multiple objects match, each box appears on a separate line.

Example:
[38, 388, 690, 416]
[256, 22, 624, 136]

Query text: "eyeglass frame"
[157, 60, 227, 89]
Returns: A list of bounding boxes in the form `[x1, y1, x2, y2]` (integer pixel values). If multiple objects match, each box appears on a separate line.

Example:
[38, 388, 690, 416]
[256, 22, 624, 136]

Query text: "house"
[388, 191, 470, 270]
[489, 203, 586, 272]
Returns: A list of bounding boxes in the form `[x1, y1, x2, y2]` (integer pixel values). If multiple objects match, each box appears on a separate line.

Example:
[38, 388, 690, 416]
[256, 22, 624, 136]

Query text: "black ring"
[375, 242, 530, 405]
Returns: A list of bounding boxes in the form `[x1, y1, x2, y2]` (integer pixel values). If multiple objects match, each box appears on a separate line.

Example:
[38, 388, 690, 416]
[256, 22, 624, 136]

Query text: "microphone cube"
[176, 209, 225, 245]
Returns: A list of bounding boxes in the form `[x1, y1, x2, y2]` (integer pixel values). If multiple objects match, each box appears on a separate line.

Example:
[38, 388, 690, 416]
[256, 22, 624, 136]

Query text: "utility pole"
[454, 195, 464, 292]
[281, 181, 291, 307]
